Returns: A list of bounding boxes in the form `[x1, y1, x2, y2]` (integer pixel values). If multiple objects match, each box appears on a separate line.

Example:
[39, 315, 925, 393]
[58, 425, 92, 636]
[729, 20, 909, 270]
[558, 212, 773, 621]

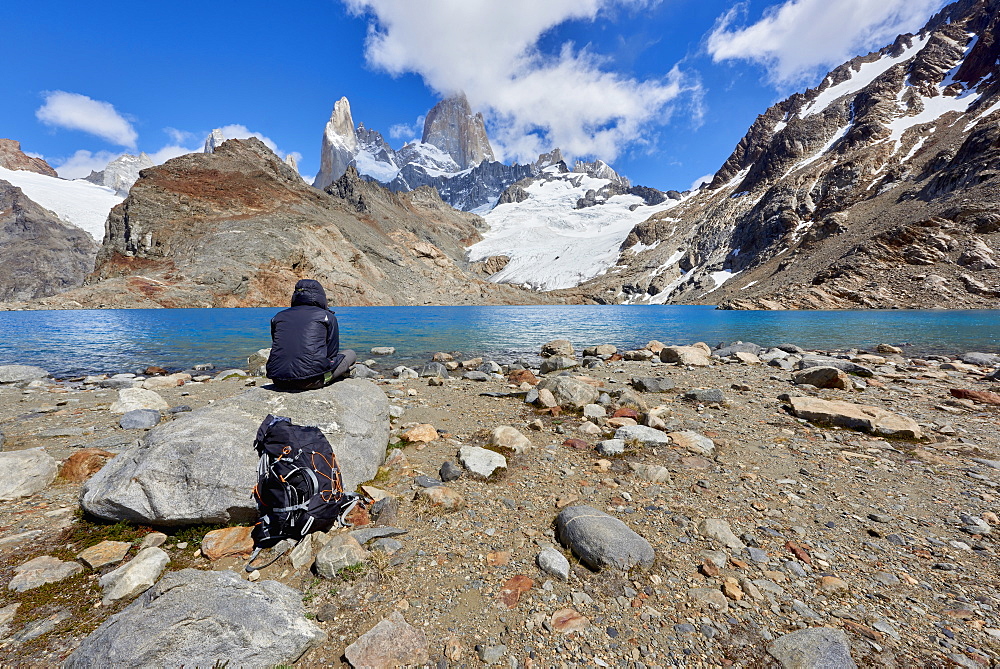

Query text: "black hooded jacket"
[266, 280, 342, 382]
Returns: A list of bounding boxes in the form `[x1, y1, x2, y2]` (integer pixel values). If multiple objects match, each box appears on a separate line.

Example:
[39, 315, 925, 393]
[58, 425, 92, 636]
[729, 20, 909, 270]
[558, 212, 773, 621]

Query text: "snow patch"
[788, 124, 851, 173]
[0, 165, 122, 241]
[469, 173, 677, 290]
[800, 34, 930, 118]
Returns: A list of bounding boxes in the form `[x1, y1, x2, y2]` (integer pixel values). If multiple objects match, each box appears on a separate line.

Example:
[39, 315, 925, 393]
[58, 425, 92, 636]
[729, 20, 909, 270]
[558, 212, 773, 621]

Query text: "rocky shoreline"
[1, 338, 999, 667]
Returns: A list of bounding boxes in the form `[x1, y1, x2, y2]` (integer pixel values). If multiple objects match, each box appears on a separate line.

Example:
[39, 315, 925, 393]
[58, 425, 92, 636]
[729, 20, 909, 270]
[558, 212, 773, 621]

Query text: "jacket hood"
[290, 279, 328, 309]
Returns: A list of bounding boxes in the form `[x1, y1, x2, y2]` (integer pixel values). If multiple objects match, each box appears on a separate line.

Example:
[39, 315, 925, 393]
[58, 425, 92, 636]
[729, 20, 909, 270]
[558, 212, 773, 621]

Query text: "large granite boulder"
[536, 376, 599, 410]
[81, 380, 390, 525]
[0, 448, 58, 501]
[0, 365, 49, 384]
[65, 569, 325, 667]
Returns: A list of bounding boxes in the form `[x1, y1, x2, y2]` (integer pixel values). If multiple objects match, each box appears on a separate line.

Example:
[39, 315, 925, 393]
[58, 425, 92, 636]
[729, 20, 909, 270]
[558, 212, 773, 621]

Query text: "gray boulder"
[0, 365, 49, 384]
[613, 425, 669, 447]
[541, 339, 574, 357]
[463, 371, 490, 382]
[0, 448, 57, 501]
[556, 505, 654, 571]
[119, 409, 161, 430]
[792, 366, 851, 390]
[419, 362, 449, 378]
[631, 377, 676, 393]
[798, 356, 874, 377]
[539, 356, 578, 374]
[65, 569, 324, 668]
[458, 445, 506, 478]
[351, 364, 379, 379]
[100, 547, 170, 604]
[81, 380, 389, 525]
[713, 342, 762, 357]
[683, 388, 727, 404]
[767, 627, 857, 668]
[536, 376, 599, 410]
[961, 352, 1000, 367]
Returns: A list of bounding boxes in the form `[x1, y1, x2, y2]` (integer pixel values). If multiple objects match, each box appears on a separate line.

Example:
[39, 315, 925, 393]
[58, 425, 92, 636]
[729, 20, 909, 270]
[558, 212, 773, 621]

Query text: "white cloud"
[36, 91, 138, 148]
[389, 115, 425, 141]
[707, 0, 946, 86]
[51, 149, 122, 179]
[344, 0, 698, 164]
[164, 127, 197, 145]
[147, 144, 196, 164]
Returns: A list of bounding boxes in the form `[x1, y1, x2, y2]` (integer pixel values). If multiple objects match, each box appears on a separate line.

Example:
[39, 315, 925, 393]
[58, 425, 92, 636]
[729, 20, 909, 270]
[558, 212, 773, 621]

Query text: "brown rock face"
[0, 139, 57, 176]
[19, 138, 559, 309]
[200, 526, 254, 560]
[0, 180, 99, 301]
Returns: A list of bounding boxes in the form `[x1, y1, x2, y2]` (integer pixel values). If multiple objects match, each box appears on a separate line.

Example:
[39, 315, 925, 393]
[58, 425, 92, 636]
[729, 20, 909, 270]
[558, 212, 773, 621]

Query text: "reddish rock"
[508, 369, 538, 385]
[344, 504, 370, 527]
[700, 559, 720, 578]
[613, 408, 640, 420]
[550, 608, 590, 634]
[144, 366, 168, 376]
[200, 526, 254, 560]
[562, 438, 589, 450]
[950, 388, 1000, 406]
[59, 449, 115, 482]
[498, 575, 533, 609]
[785, 540, 812, 564]
[0, 139, 58, 176]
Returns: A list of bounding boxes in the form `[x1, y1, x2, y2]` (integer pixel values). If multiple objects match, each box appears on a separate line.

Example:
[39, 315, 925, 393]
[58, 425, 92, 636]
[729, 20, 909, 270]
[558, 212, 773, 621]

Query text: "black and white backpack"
[247, 414, 364, 569]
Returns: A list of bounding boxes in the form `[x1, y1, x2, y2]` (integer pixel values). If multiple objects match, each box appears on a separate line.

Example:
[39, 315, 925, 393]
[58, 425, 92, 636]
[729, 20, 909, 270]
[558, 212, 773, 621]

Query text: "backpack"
[247, 414, 364, 569]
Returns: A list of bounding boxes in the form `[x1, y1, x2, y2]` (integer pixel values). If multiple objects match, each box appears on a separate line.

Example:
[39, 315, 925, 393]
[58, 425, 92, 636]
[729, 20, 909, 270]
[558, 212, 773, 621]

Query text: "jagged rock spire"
[421, 93, 495, 170]
[313, 97, 358, 190]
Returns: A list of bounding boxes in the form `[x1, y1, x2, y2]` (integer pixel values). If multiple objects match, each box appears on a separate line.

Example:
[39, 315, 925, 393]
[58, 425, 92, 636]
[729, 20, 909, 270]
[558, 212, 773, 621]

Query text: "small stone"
[498, 574, 534, 609]
[550, 608, 590, 634]
[415, 486, 464, 512]
[684, 389, 727, 404]
[99, 547, 170, 604]
[458, 445, 507, 478]
[314, 535, 368, 578]
[477, 644, 507, 664]
[556, 505, 654, 571]
[345, 610, 428, 668]
[8, 556, 83, 592]
[613, 425, 670, 447]
[77, 541, 131, 569]
[687, 587, 729, 610]
[439, 461, 462, 482]
[537, 547, 571, 580]
[201, 526, 254, 560]
[119, 408, 161, 430]
[402, 424, 437, 443]
[370, 347, 395, 356]
[818, 576, 850, 594]
[631, 377, 676, 393]
[767, 628, 857, 668]
[110, 388, 169, 413]
[541, 339, 575, 357]
[596, 439, 625, 456]
[139, 532, 167, 549]
[488, 426, 531, 453]
[698, 519, 745, 550]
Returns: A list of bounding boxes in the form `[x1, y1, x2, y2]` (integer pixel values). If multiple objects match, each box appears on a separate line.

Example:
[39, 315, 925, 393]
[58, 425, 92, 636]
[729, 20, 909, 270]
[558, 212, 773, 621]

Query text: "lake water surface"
[0, 305, 997, 377]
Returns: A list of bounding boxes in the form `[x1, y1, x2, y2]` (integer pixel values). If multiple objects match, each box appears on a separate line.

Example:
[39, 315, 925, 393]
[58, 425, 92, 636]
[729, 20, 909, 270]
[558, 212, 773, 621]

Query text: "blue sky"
[2, 0, 946, 192]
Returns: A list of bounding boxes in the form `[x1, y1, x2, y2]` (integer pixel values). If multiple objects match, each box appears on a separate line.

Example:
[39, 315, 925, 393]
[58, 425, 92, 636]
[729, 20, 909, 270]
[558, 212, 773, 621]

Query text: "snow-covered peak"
[313, 97, 359, 189]
[203, 129, 226, 154]
[84, 152, 155, 197]
[573, 159, 629, 188]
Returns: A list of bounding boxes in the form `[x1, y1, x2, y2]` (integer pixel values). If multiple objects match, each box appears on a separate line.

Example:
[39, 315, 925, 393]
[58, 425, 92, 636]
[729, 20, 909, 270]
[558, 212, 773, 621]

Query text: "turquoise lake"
[0, 306, 997, 377]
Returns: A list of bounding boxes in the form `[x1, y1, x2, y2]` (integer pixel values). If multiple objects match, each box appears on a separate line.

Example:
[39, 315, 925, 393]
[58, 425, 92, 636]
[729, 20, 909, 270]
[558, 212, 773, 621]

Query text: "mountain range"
[0, 0, 996, 310]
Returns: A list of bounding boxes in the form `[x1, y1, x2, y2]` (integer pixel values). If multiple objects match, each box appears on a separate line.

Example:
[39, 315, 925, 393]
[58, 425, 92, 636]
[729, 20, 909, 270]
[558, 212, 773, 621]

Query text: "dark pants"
[273, 349, 357, 391]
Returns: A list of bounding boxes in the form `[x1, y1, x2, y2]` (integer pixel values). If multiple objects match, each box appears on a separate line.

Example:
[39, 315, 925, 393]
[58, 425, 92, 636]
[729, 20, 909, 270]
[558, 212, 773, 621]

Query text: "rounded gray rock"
[556, 505, 654, 571]
[0, 448, 58, 501]
[536, 376, 599, 410]
[537, 547, 571, 580]
[767, 627, 857, 668]
[119, 409, 161, 430]
[65, 569, 324, 667]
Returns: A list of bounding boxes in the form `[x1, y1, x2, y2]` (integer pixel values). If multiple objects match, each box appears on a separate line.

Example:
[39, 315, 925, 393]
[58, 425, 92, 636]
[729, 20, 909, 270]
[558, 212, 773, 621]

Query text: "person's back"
[267, 279, 356, 390]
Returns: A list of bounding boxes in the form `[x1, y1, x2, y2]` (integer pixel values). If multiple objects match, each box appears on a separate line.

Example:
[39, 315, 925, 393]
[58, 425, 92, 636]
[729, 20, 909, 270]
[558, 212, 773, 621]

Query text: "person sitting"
[266, 279, 356, 390]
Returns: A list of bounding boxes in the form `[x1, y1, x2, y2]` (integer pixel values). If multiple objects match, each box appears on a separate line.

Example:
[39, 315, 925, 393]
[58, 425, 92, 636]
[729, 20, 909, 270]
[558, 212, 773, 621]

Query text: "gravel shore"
[1, 341, 999, 667]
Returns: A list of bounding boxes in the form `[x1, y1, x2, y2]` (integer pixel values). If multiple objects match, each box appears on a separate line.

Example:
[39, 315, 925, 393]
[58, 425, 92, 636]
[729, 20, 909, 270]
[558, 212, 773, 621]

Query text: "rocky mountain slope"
[0, 139, 57, 177]
[11, 138, 558, 309]
[0, 180, 99, 301]
[561, 0, 1000, 309]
